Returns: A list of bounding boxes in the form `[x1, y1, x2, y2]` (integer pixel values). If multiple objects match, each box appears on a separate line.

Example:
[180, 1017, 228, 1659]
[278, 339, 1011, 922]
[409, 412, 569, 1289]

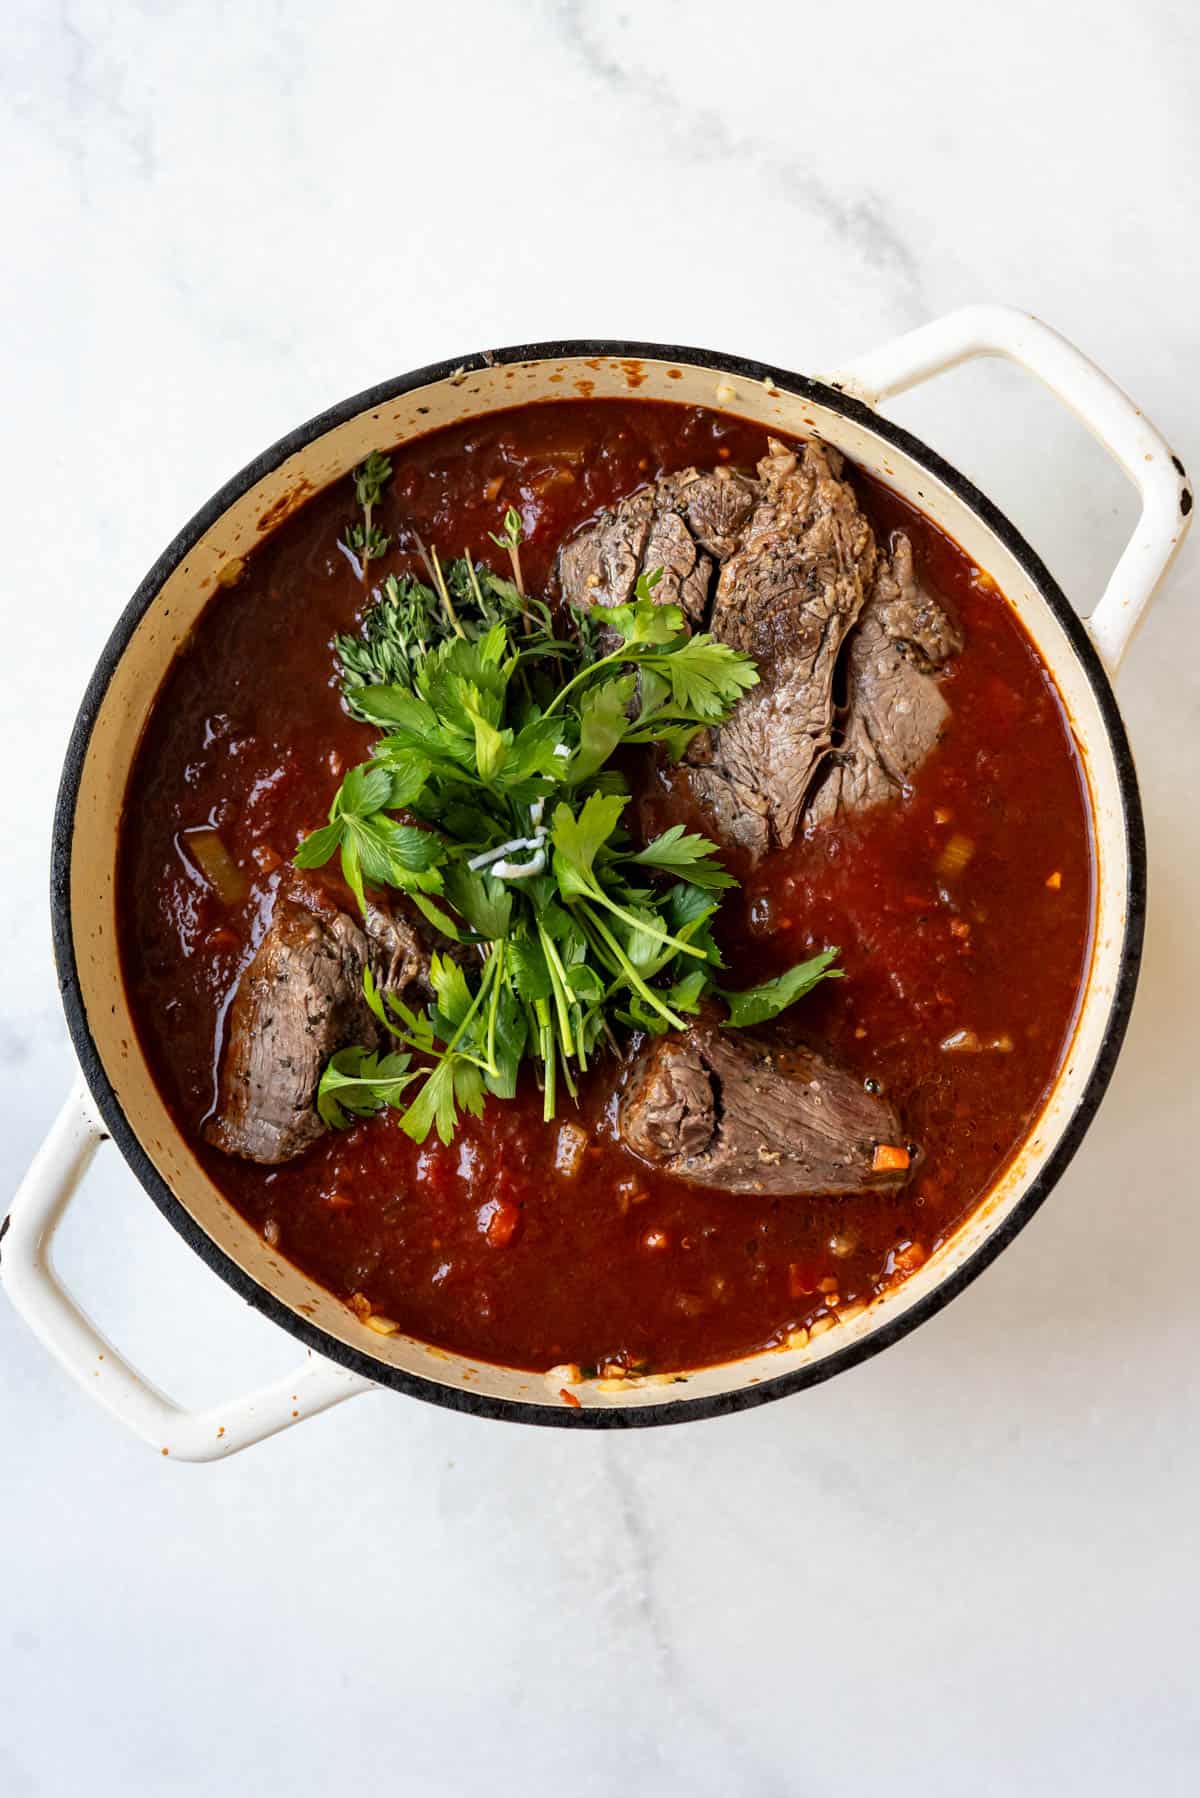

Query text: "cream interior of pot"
[67, 354, 1125, 1411]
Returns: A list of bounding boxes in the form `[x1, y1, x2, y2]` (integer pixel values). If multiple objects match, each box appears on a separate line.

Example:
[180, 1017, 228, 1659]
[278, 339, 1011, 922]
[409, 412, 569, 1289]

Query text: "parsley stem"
[443, 949, 497, 1057]
[536, 1002, 555, 1121]
[431, 546, 466, 639]
[541, 646, 642, 718]
[580, 904, 686, 1030]
[538, 923, 578, 1062]
[508, 538, 525, 600]
[485, 939, 503, 1077]
[413, 537, 465, 639]
[581, 884, 706, 960]
[465, 555, 486, 610]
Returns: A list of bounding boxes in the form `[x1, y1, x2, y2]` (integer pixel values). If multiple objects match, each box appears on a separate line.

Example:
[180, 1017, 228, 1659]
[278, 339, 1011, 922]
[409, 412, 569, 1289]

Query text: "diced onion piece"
[480, 1198, 521, 1248]
[872, 1143, 911, 1174]
[531, 467, 576, 495]
[365, 1314, 400, 1336]
[941, 1028, 1012, 1054]
[788, 1259, 821, 1298]
[187, 829, 248, 904]
[936, 833, 975, 879]
[554, 1122, 588, 1179]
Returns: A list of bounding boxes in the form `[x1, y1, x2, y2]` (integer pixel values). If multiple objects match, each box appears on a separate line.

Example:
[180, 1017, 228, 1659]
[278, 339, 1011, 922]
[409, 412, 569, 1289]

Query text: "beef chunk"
[870, 532, 964, 668]
[206, 895, 435, 1166]
[686, 440, 877, 861]
[806, 533, 964, 826]
[617, 1016, 910, 1196]
[658, 465, 760, 560]
[557, 466, 755, 627]
[206, 901, 379, 1165]
[364, 901, 434, 996]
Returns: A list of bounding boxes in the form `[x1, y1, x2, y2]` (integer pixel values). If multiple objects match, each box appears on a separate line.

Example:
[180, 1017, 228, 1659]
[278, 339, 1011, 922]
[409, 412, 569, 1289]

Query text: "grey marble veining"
[2, 2, 1199, 1793]
[556, 0, 928, 315]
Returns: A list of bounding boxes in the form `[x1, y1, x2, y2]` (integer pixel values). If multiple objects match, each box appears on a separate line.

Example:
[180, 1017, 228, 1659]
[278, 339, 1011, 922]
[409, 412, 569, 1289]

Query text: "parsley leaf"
[567, 673, 637, 784]
[719, 949, 843, 1028]
[655, 635, 760, 718]
[550, 791, 627, 883]
[626, 825, 738, 890]
[316, 1047, 418, 1128]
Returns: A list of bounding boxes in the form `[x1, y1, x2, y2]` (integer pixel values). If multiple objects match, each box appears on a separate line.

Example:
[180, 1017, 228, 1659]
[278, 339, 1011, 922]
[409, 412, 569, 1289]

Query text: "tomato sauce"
[117, 400, 1093, 1374]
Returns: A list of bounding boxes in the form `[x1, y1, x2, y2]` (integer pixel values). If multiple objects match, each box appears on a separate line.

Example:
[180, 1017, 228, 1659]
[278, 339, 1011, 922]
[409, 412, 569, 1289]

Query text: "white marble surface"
[3, 2, 1199, 1792]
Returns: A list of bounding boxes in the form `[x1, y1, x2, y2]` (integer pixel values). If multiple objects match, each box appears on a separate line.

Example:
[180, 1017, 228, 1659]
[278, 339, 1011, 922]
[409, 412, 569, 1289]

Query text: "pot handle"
[1, 1084, 374, 1461]
[827, 304, 1191, 675]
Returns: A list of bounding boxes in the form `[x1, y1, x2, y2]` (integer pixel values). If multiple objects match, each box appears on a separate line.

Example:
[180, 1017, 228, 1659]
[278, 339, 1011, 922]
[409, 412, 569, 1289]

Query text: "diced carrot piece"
[560, 1387, 582, 1409]
[1046, 870, 1062, 890]
[892, 1240, 928, 1275]
[872, 1143, 911, 1174]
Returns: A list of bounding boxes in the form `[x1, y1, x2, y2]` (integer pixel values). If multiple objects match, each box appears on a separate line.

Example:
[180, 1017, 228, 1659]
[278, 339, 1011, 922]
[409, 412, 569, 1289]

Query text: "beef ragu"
[118, 400, 1093, 1380]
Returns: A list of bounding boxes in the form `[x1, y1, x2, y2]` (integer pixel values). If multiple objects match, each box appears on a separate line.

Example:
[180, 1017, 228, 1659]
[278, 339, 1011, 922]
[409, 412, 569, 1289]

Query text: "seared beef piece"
[206, 901, 379, 1165]
[658, 465, 760, 560]
[557, 467, 756, 627]
[364, 901, 434, 995]
[686, 440, 877, 862]
[806, 533, 964, 825]
[618, 1015, 910, 1196]
[870, 532, 963, 667]
[207, 896, 435, 1166]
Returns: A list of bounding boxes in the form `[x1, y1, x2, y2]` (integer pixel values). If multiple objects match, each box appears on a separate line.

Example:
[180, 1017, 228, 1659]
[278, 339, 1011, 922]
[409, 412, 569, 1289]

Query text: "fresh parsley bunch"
[297, 504, 839, 1143]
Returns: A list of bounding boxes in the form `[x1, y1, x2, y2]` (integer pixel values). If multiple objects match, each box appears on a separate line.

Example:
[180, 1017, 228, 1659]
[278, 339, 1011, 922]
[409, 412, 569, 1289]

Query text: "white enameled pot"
[3, 307, 1190, 1459]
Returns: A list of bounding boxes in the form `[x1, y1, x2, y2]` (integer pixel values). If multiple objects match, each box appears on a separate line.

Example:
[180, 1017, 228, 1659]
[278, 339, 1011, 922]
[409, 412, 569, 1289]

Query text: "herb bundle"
[298, 468, 840, 1143]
